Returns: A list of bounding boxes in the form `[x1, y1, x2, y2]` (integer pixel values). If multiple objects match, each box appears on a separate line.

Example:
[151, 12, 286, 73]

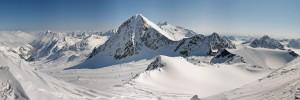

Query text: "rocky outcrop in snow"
[145, 56, 165, 71]
[288, 49, 299, 57]
[249, 35, 284, 49]
[190, 95, 201, 100]
[210, 49, 245, 64]
[175, 33, 236, 56]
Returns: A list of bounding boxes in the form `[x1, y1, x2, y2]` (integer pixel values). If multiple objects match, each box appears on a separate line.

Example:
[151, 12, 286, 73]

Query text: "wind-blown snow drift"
[206, 57, 300, 100]
[227, 47, 297, 69]
[132, 55, 269, 98]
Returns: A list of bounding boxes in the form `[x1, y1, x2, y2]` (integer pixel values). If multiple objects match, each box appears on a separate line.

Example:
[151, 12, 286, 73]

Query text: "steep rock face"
[210, 49, 245, 64]
[287, 39, 300, 49]
[175, 33, 236, 56]
[249, 35, 284, 49]
[88, 14, 176, 60]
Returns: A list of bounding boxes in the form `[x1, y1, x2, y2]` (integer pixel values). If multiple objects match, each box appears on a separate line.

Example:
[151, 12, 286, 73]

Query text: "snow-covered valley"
[1, 14, 300, 100]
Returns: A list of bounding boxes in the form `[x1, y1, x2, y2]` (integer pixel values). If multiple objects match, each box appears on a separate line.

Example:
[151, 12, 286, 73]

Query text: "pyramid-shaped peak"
[261, 35, 271, 39]
[135, 13, 144, 18]
[126, 14, 147, 22]
[118, 14, 174, 40]
[211, 32, 220, 36]
[126, 14, 156, 26]
[250, 35, 284, 49]
[207, 32, 221, 39]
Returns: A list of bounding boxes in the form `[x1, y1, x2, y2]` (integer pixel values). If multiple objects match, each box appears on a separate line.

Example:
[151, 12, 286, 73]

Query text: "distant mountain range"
[2, 14, 300, 100]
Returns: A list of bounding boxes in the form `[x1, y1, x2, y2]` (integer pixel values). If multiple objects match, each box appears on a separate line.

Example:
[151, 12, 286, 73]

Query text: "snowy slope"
[23, 31, 110, 70]
[129, 55, 269, 99]
[206, 57, 300, 100]
[227, 47, 297, 69]
[29, 31, 109, 61]
[0, 66, 29, 100]
[0, 42, 112, 100]
[157, 22, 197, 41]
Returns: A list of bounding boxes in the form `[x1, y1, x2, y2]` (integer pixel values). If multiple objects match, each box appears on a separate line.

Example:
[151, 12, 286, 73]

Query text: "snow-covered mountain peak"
[205, 32, 223, 42]
[174, 32, 235, 56]
[38, 31, 63, 42]
[26, 31, 109, 63]
[120, 14, 153, 31]
[208, 32, 220, 38]
[86, 14, 177, 61]
[261, 35, 271, 39]
[118, 14, 174, 41]
[75, 16, 234, 68]
[287, 39, 300, 49]
[249, 35, 284, 49]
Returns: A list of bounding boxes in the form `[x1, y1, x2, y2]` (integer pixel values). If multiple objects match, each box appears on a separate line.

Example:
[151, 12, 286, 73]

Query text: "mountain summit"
[87, 14, 176, 60]
[73, 14, 235, 68]
[250, 35, 284, 49]
[78, 14, 178, 68]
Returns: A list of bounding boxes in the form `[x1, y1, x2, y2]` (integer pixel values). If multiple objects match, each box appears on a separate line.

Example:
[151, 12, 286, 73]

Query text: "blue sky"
[0, 0, 299, 38]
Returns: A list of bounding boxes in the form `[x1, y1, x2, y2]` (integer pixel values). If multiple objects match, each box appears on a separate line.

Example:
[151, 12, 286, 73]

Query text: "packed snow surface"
[229, 47, 296, 69]
[132, 55, 269, 98]
[0, 66, 28, 100]
[206, 57, 300, 100]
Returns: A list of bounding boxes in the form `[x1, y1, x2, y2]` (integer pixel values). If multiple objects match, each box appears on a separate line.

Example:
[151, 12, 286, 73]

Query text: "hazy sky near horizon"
[0, 0, 299, 38]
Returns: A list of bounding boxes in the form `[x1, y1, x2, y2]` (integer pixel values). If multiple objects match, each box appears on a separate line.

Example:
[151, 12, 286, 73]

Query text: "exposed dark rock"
[210, 49, 245, 64]
[146, 56, 165, 71]
[250, 35, 284, 49]
[175, 33, 236, 56]
[288, 49, 299, 57]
